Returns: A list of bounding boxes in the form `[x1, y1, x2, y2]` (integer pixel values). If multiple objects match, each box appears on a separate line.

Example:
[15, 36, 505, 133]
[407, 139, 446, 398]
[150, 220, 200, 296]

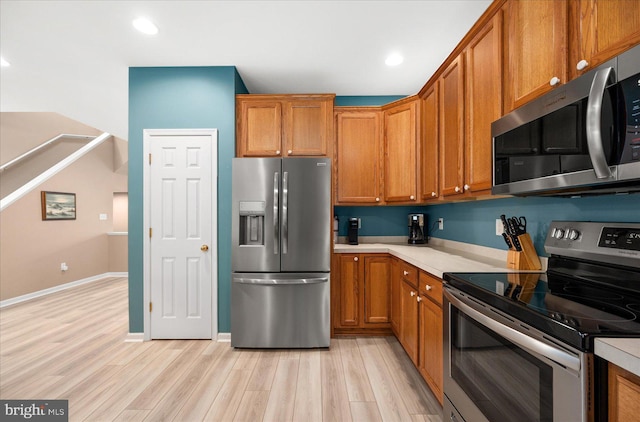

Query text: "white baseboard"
[125, 332, 145, 342]
[217, 333, 231, 342]
[0, 272, 129, 308]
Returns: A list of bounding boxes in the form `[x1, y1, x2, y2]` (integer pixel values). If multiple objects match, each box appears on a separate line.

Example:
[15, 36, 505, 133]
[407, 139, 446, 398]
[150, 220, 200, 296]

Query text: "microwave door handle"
[586, 67, 615, 179]
[273, 171, 279, 255]
[446, 290, 581, 372]
[282, 171, 288, 255]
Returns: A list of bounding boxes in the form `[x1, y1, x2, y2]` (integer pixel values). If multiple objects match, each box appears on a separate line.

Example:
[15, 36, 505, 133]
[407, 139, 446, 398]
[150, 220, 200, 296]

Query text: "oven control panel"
[598, 227, 640, 251]
[545, 221, 640, 268]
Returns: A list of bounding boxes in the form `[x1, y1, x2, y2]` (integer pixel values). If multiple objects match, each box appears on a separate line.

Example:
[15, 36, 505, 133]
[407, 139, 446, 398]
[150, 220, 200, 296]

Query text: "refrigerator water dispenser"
[239, 201, 265, 246]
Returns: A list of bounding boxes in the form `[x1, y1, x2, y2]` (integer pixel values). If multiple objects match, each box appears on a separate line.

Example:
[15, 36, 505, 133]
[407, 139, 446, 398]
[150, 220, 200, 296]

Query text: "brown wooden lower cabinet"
[418, 291, 443, 404]
[332, 253, 444, 403]
[332, 253, 392, 335]
[609, 362, 640, 422]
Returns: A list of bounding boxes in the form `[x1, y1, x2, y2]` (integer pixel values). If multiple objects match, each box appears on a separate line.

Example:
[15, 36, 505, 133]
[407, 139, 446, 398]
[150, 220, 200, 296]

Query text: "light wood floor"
[0, 277, 443, 421]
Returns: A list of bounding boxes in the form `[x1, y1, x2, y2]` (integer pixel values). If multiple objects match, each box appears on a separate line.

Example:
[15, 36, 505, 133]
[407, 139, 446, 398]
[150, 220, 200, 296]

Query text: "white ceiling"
[0, 0, 492, 140]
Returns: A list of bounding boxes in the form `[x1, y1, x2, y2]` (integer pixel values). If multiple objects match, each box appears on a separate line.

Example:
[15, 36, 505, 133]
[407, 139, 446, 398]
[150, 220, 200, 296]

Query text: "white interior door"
[144, 129, 217, 339]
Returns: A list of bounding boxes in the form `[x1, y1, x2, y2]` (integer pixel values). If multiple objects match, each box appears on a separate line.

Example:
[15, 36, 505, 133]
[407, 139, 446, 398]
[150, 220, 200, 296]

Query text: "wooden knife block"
[506, 233, 542, 270]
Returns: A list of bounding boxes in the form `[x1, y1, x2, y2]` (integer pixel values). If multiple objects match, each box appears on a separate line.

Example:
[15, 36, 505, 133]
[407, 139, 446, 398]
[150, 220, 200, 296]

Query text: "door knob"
[201, 245, 209, 252]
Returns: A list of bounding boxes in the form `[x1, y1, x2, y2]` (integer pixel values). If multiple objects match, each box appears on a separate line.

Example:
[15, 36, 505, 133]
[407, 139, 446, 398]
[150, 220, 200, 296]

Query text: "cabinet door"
[504, 0, 568, 111]
[335, 109, 383, 204]
[384, 99, 418, 202]
[440, 55, 465, 197]
[571, 0, 640, 77]
[465, 13, 503, 194]
[284, 99, 331, 156]
[421, 83, 439, 200]
[237, 100, 283, 157]
[364, 255, 391, 324]
[390, 259, 402, 335]
[418, 295, 444, 404]
[609, 362, 640, 422]
[337, 254, 361, 327]
[400, 279, 419, 365]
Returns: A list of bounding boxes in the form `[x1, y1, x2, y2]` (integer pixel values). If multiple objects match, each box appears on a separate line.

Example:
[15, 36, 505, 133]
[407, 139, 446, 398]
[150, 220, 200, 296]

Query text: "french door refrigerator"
[231, 157, 331, 348]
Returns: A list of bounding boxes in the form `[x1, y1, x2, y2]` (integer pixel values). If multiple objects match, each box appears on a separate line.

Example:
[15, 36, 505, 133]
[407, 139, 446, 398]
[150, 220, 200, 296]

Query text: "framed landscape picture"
[41, 191, 76, 220]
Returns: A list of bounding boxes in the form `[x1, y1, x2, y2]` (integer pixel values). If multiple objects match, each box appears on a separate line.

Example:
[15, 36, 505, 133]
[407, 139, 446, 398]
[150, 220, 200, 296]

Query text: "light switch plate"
[496, 219, 504, 236]
[99, 213, 107, 221]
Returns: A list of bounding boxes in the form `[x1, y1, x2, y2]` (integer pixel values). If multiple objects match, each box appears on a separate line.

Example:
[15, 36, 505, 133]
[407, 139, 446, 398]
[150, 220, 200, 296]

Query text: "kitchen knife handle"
[274, 172, 279, 255]
[282, 171, 289, 254]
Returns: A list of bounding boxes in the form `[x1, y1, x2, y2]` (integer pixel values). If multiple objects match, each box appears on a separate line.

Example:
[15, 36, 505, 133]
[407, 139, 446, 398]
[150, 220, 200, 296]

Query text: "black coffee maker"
[348, 218, 359, 245]
[408, 214, 426, 244]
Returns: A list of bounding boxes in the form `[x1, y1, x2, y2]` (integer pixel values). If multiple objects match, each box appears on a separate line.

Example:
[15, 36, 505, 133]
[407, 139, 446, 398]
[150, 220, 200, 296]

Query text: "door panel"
[281, 158, 331, 272]
[149, 133, 214, 339]
[231, 158, 281, 272]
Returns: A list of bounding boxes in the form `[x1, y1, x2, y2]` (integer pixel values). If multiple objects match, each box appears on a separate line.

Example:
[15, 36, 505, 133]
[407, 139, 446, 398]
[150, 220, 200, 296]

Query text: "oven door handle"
[446, 290, 581, 372]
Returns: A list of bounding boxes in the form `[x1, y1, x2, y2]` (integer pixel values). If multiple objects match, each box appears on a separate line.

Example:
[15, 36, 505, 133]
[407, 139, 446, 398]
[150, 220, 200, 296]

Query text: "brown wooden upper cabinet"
[439, 55, 466, 197]
[334, 108, 383, 204]
[464, 11, 503, 194]
[503, 0, 568, 113]
[236, 94, 334, 157]
[383, 96, 419, 203]
[569, 0, 640, 79]
[420, 83, 439, 201]
[504, 0, 640, 113]
[437, 10, 502, 198]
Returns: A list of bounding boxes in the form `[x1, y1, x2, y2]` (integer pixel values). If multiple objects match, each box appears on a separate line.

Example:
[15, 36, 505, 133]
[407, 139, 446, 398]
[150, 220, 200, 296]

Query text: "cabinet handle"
[417, 296, 422, 302]
[426, 284, 432, 291]
[403, 270, 409, 276]
[354, 256, 359, 262]
[549, 76, 561, 86]
[276, 150, 281, 155]
[464, 184, 470, 191]
[288, 149, 293, 154]
[410, 195, 415, 200]
[454, 186, 461, 193]
[576, 59, 589, 71]
[375, 197, 380, 202]
[431, 192, 437, 197]
[410, 291, 416, 297]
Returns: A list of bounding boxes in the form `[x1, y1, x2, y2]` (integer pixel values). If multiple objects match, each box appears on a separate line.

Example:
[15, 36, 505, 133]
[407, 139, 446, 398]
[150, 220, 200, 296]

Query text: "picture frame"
[41, 191, 76, 220]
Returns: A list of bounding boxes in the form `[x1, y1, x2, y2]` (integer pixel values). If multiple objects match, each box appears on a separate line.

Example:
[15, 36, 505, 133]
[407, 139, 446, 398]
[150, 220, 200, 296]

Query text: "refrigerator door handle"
[273, 171, 279, 255]
[282, 171, 289, 254]
[233, 277, 329, 285]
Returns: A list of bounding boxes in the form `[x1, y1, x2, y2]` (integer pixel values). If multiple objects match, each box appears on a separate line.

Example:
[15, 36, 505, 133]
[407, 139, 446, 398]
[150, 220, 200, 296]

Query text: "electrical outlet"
[438, 218, 444, 230]
[358, 218, 361, 229]
[60, 262, 68, 271]
[496, 219, 504, 236]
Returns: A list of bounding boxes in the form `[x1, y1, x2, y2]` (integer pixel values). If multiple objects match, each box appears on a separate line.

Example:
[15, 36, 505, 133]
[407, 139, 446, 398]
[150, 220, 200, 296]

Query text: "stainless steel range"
[443, 221, 640, 422]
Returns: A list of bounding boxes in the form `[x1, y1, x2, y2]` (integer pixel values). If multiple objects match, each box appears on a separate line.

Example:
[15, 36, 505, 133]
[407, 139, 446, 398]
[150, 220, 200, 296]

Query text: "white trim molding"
[217, 333, 231, 342]
[125, 333, 145, 342]
[0, 272, 128, 308]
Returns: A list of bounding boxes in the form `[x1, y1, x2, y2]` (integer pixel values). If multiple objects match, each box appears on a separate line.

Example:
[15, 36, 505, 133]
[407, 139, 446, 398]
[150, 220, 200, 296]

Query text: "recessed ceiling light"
[132, 17, 158, 35]
[385, 54, 404, 66]
[0, 57, 10, 67]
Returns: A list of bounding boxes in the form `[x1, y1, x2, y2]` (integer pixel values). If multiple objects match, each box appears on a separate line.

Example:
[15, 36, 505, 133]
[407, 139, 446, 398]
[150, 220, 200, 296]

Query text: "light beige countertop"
[595, 338, 640, 377]
[333, 238, 538, 279]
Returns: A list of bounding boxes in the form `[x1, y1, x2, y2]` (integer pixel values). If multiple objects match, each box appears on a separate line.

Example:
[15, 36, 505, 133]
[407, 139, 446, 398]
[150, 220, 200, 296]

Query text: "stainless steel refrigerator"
[231, 157, 331, 348]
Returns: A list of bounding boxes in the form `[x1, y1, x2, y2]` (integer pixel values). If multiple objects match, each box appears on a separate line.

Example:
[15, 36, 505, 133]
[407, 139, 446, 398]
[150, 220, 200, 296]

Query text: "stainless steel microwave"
[492, 44, 640, 196]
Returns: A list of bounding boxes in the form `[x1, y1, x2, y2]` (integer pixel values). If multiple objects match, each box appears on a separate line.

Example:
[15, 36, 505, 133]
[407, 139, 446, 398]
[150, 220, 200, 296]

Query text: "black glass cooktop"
[443, 264, 640, 351]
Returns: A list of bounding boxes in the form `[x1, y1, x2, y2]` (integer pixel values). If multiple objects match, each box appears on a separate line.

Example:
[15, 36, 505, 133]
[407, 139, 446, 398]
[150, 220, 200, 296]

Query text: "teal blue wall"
[128, 66, 247, 334]
[335, 193, 640, 256]
[335, 96, 405, 106]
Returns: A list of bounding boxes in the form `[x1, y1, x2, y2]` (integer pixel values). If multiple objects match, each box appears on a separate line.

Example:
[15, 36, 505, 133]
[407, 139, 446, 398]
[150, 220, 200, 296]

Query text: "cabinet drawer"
[397, 261, 418, 287]
[419, 271, 442, 306]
